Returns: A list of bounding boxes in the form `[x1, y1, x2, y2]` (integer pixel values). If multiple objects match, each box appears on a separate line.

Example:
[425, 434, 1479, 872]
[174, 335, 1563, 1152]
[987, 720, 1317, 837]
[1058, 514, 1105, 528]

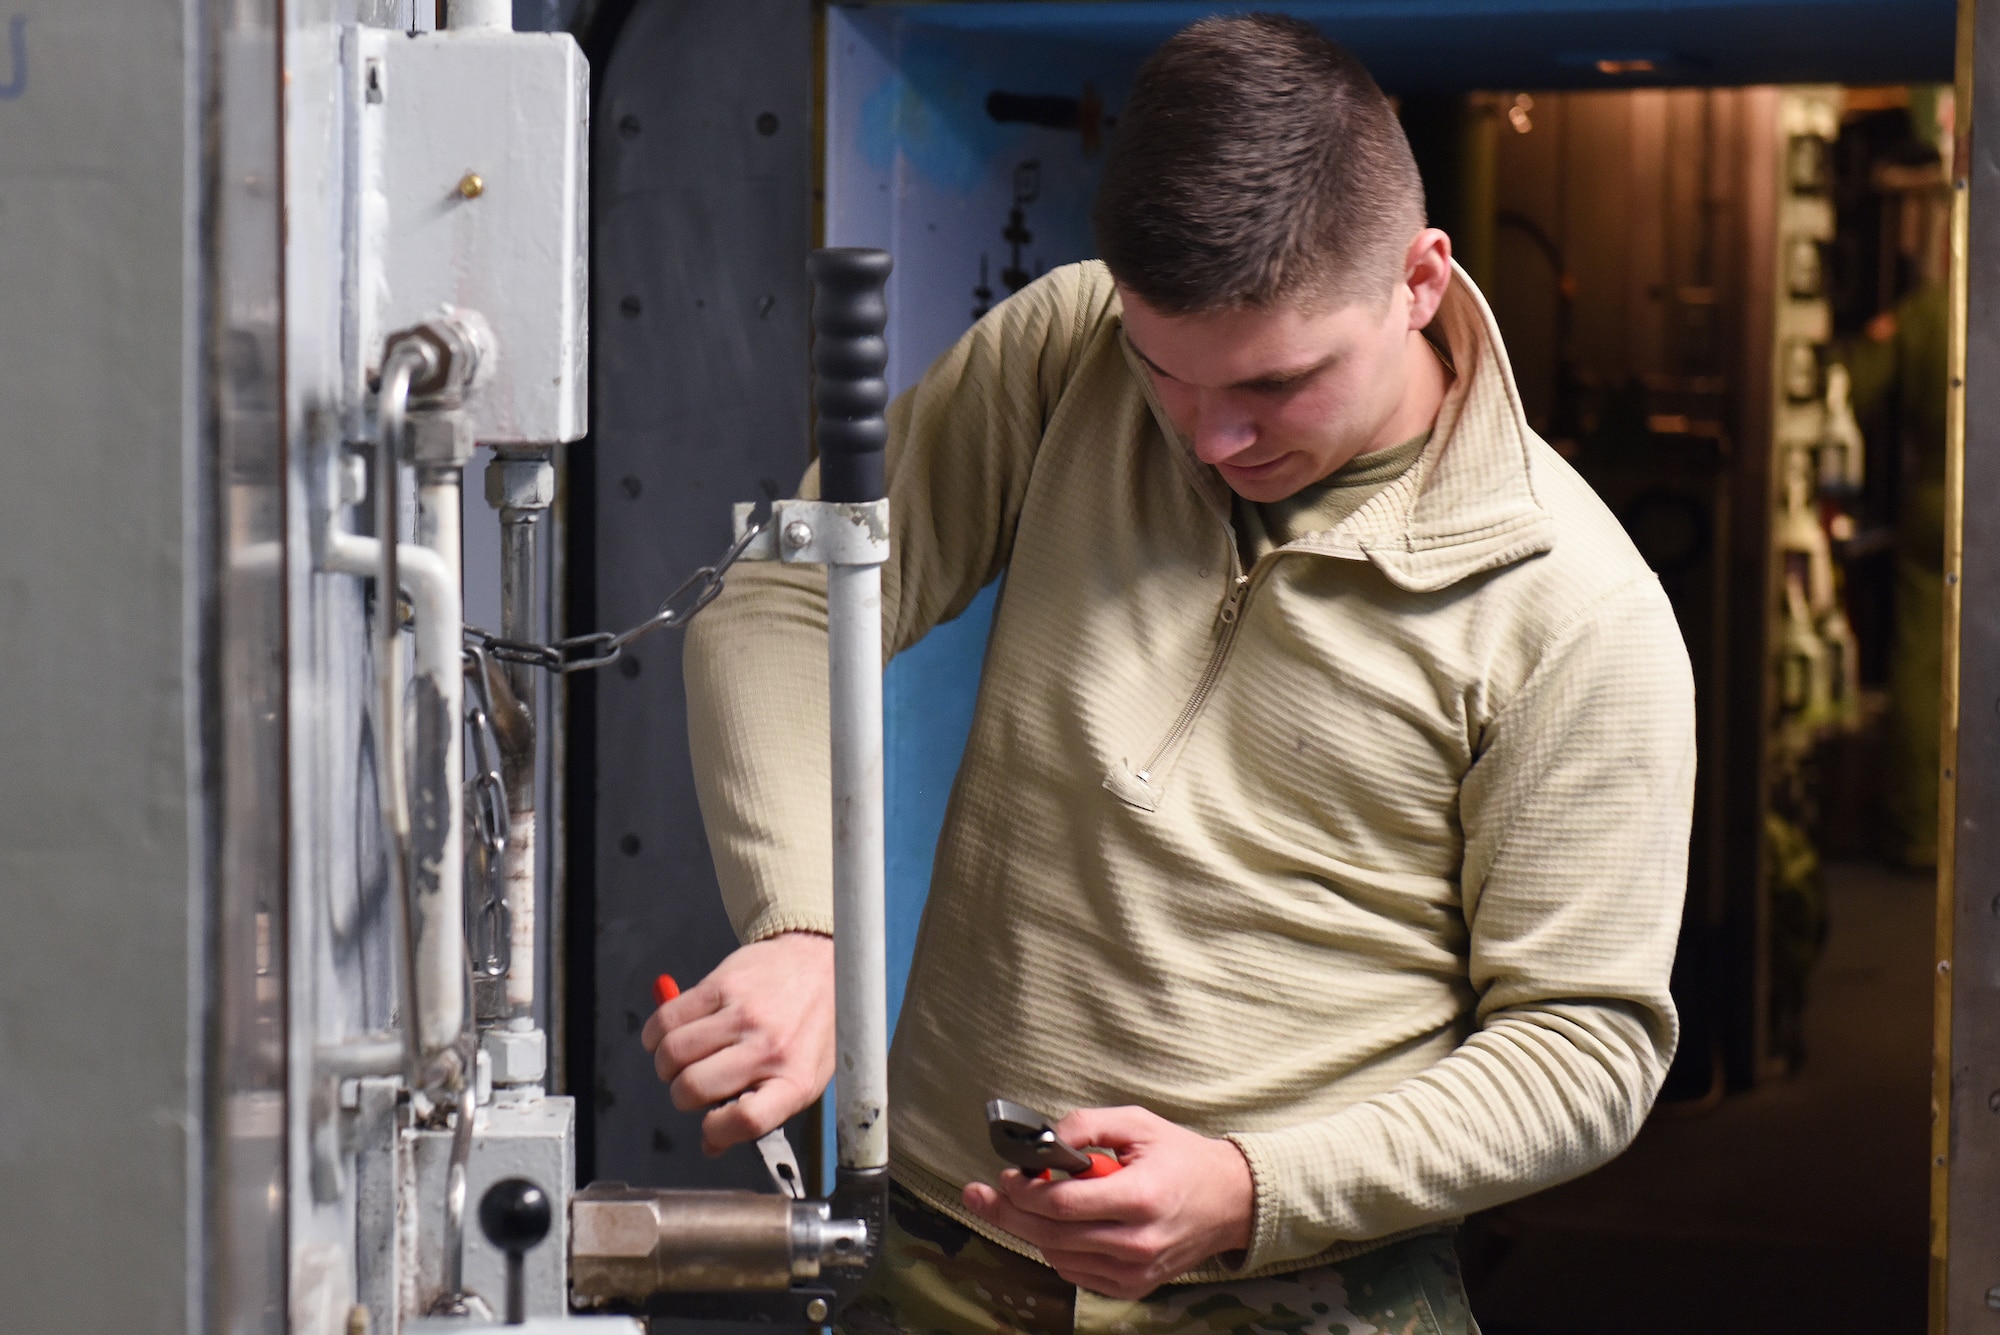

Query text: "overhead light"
[1557, 50, 1689, 77]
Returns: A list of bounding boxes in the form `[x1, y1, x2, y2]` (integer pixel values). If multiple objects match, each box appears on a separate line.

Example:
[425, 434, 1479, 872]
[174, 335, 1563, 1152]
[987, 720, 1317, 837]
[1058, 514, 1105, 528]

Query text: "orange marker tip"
[653, 973, 680, 1005]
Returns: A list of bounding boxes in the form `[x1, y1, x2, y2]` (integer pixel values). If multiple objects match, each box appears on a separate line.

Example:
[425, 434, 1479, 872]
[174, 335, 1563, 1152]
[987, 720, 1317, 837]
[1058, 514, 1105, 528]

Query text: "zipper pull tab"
[1218, 574, 1250, 625]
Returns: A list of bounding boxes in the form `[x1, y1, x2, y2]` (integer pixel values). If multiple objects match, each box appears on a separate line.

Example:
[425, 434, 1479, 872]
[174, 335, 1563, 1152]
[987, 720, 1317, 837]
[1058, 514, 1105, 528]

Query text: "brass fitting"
[570, 1184, 869, 1305]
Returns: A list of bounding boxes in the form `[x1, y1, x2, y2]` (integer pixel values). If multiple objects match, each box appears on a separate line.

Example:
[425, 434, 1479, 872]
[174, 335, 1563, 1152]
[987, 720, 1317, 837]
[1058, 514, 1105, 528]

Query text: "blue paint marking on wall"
[857, 43, 1008, 192]
[1, 17, 26, 102]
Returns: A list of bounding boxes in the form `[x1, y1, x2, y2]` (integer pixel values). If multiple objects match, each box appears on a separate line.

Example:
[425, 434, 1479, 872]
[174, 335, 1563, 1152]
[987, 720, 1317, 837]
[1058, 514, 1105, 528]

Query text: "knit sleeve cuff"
[1224, 1129, 1293, 1273]
[737, 909, 835, 945]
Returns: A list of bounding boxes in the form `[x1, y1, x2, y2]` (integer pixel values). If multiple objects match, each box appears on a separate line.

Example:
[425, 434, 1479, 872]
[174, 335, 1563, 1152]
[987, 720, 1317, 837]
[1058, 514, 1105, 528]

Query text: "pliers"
[985, 1098, 1122, 1181]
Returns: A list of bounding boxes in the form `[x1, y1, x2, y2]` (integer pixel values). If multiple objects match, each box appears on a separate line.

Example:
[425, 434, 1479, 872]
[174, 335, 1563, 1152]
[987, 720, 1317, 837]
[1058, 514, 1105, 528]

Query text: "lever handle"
[478, 1177, 552, 1325]
[807, 248, 893, 504]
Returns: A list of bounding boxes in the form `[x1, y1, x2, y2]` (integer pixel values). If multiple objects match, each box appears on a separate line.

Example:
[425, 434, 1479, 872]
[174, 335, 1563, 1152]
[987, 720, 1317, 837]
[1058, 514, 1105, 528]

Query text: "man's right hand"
[640, 931, 835, 1155]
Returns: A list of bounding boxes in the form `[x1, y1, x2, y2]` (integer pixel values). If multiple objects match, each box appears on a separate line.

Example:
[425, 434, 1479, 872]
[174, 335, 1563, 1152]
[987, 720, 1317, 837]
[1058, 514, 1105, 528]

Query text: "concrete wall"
[0, 3, 203, 1331]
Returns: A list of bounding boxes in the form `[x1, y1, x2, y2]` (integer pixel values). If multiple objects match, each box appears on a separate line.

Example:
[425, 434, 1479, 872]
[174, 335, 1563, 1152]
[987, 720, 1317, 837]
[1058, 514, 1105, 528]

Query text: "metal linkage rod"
[807, 248, 893, 1188]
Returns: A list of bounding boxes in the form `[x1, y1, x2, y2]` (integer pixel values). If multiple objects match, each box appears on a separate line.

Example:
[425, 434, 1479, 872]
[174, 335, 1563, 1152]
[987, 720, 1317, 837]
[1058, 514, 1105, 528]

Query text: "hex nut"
[481, 1024, 546, 1087]
[405, 410, 476, 467]
[485, 457, 556, 511]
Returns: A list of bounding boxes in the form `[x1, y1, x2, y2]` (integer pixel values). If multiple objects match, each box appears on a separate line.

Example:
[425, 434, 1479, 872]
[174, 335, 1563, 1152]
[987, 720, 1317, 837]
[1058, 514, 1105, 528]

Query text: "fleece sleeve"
[683, 264, 1116, 944]
[1226, 572, 1697, 1270]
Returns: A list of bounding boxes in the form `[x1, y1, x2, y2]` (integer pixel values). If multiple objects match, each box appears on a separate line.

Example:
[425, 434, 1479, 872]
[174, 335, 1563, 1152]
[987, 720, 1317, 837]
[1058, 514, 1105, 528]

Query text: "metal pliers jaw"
[984, 1099, 1123, 1180]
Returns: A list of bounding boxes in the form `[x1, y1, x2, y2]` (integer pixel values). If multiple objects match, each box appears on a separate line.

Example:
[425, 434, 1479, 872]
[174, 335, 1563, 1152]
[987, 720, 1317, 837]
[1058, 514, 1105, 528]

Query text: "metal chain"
[464, 514, 769, 674]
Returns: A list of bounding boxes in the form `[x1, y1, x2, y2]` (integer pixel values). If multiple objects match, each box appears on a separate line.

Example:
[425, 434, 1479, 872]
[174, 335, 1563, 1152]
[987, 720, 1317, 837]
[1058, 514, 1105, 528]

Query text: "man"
[647, 16, 1695, 1333]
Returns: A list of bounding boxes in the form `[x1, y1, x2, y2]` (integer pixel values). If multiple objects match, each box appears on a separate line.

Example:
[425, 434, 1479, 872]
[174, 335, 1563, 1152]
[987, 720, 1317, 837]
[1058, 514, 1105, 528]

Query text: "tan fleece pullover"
[684, 261, 1695, 1281]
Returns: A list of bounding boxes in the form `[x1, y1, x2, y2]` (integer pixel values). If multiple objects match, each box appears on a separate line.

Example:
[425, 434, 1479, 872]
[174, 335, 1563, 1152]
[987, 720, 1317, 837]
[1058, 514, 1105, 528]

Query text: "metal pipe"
[499, 506, 540, 705]
[441, 1085, 478, 1310]
[412, 465, 469, 1073]
[826, 563, 887, 1174]
[375, 354, 422, 1083]
[325, 520, 461, 1073]
[444, 0, 511, 30]
[806, 248, 894, 1184]
[497, 504, 540, 1016]
[314, 1035, 407, 1080]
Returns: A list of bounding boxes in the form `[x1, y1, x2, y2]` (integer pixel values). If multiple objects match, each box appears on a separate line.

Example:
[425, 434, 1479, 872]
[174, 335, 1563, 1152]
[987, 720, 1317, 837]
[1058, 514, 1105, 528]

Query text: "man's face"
[1119, 270, 1422, 504]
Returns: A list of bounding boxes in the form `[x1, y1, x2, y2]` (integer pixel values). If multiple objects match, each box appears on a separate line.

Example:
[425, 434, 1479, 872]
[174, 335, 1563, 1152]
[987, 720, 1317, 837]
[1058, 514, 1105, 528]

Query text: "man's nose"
[1189, 393, 1256, 465]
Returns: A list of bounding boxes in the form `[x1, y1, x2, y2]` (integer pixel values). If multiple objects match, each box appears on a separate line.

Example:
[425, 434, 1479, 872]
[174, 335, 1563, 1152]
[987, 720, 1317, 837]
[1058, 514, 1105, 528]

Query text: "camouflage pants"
[837, 1182, 1478, 1335]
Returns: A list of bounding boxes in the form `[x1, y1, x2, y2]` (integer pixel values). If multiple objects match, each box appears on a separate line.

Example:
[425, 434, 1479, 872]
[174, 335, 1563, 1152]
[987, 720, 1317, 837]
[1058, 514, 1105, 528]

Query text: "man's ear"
[1402, 228, 1454, 330]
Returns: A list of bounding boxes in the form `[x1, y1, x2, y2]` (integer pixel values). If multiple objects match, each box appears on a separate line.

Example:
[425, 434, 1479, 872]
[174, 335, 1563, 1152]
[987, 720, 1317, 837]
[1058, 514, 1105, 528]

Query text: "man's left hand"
[960, 1105, 1254, 1300]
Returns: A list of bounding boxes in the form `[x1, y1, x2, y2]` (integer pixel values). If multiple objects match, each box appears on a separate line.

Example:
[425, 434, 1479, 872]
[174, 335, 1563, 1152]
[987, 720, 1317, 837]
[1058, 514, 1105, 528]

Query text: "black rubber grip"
[808, 248, 893, 503]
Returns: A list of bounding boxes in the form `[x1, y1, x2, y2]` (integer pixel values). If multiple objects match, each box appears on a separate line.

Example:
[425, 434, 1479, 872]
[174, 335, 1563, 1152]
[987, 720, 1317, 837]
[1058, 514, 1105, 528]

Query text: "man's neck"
[1365, 326, 1452, 457]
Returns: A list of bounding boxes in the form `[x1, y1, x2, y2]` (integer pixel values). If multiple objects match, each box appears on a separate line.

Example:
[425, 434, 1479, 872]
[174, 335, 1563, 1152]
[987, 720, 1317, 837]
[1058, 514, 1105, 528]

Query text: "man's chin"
[1217, 462, 1306, 504]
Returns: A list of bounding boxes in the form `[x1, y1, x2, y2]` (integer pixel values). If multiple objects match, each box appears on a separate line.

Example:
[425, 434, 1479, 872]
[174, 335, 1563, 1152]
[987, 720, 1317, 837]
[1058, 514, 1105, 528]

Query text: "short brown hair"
[1093, 15, 1425, 313]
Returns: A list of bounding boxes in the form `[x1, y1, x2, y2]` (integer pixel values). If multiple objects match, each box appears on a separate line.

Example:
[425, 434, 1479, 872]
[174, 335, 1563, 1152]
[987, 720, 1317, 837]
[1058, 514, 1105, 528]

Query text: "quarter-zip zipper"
[1135, 570, 1253, 782]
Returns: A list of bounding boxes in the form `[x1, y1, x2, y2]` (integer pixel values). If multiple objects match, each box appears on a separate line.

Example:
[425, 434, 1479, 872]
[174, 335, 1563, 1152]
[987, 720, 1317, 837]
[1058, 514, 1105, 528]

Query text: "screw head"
[783, 520, 814, 550]
[805, 1298, 829, 1323]
[456, 171, 485, 200]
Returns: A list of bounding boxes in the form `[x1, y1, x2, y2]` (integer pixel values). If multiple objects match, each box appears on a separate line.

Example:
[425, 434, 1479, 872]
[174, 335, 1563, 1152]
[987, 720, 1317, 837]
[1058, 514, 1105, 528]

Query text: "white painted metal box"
[353, 27, 589, 444]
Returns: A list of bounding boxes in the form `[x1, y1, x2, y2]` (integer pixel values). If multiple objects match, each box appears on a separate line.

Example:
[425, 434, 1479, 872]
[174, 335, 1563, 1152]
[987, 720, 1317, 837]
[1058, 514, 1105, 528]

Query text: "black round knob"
[478, 1178, 552, 1255]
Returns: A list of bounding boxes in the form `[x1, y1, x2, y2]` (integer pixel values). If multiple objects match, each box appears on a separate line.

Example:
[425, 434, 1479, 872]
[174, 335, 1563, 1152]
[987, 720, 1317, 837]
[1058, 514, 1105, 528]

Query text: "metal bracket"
[732, 499, 890, 567]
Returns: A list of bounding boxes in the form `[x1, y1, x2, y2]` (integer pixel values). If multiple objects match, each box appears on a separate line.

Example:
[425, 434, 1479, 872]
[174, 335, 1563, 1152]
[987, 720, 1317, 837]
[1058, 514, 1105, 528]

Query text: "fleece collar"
[1121, 263, 1557, 594]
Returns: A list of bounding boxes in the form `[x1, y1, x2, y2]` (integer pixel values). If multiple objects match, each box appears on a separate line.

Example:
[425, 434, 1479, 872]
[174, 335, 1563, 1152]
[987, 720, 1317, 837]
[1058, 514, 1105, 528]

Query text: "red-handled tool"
[649, 971, 806, 1199]
[985, 1098, 1122, 1181]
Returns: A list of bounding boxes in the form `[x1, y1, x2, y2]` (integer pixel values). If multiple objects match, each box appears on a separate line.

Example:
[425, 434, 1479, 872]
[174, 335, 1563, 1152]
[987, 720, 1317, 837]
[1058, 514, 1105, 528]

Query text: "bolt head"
[805, 1299, 829, 1323]
[783, 520, 814, 550]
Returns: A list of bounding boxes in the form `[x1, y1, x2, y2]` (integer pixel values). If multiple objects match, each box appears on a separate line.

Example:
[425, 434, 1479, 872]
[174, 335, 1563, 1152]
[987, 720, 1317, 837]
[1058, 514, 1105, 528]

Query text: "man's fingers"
[962, 1182, 1061, 1250]
[651, 1009, 740, 1085]
[993, 1165, 1143, 1223]
[700, 1081, 802, 1154]
[669, 1040, 773, 1112]
[654, 1009, 747, 1081]
[639, 983, 724, 1055]
[1052, 1104, 1157, 1155]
